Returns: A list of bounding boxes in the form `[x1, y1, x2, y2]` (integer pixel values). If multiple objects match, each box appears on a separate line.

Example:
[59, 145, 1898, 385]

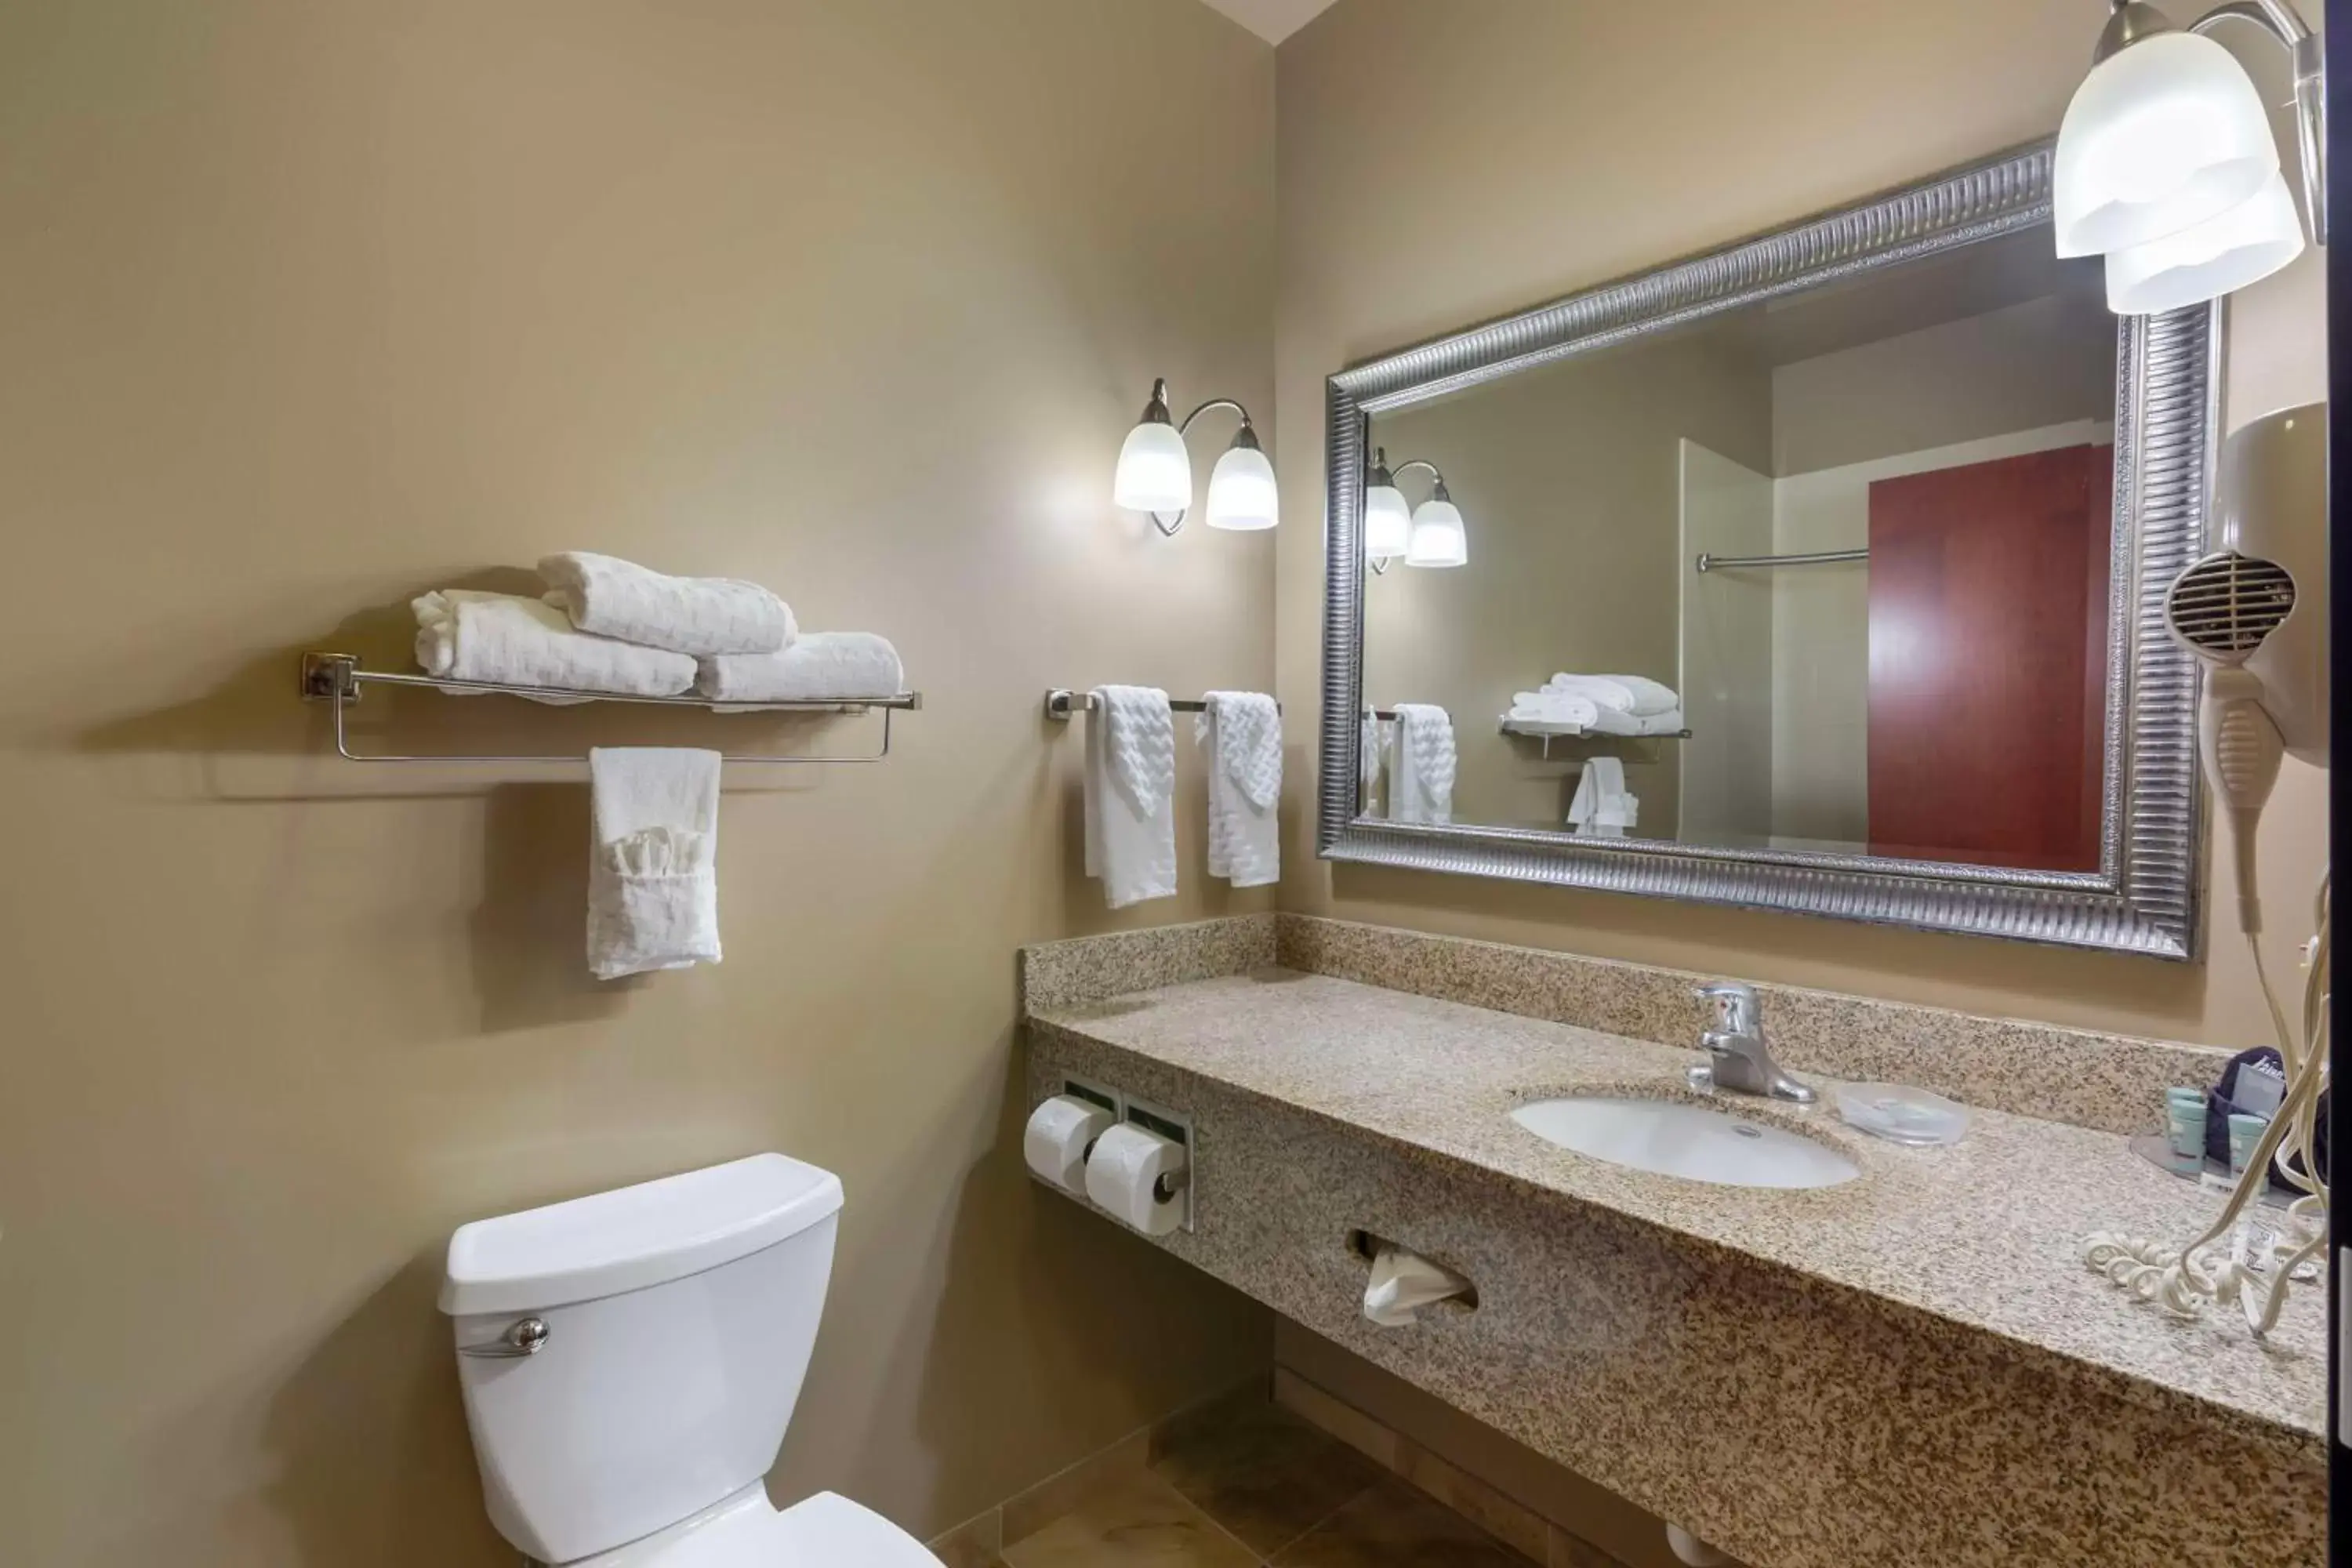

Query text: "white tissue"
[1083, 1122, 1187, 1236]
[1024, 1096, 1114, 1196]
[1363, 1243, 1468, 1327]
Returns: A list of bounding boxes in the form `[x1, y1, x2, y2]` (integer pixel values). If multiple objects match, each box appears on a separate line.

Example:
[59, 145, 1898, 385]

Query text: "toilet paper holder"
[1124, 1099, 1196, 1229]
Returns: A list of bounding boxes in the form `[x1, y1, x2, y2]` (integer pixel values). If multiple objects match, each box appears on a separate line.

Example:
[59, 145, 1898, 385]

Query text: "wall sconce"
[1363, 448, 1468, 574]
[2055, 0, 2326, 314]
[1112, 378, 1278, 536]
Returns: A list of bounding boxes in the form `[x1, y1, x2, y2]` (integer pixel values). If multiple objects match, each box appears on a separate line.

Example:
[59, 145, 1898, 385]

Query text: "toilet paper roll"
[1083, 1121, 1187, 1236]
[1024, 1095, 1114, 1195]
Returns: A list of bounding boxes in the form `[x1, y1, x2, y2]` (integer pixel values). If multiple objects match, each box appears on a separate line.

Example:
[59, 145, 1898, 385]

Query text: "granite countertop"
[1030, 967, 2326, 1451]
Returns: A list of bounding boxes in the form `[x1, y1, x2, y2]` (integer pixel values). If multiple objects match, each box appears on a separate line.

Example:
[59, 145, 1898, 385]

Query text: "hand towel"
[1390, 704, 1455, 826]
[587, 747, 723, 980]
[1082, 685, 1177, 909]
[695, 633, 903, 702]
[1635, 707, 1686, 737]
[539, 551, 794, 656]
[1196, 691, 1280, 888]
[1602, 674, 1681, 717]
[414, 590, 698, 698]
[1359, 707, 1391, 808]
[1569, 757, 1639, 836]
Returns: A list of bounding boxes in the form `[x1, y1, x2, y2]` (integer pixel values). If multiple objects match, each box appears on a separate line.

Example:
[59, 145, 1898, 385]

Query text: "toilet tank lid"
[439, 1153, 844, 1317]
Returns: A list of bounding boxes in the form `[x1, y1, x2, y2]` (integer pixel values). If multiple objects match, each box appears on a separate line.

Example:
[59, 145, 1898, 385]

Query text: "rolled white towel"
[539, 551, 795, 657]
[695, 633, 904, 702]
[414, 590, 698, 698]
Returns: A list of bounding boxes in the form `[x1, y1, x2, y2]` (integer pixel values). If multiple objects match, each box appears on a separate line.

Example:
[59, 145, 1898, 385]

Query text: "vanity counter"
[1025, 964, 2323, 1568]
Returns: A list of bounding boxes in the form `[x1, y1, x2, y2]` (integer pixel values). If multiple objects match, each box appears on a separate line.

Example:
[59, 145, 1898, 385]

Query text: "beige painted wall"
[0, 3, 1279, 1563]
[1275, 0, 2328, 1049]
[1362, 338, 1771, 833]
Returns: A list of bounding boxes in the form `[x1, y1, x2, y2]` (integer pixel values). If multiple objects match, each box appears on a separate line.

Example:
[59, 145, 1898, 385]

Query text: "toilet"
[439, 1152, 941, 1566]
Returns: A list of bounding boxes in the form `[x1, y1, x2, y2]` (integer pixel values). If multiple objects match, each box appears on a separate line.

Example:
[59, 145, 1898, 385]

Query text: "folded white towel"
[1541, 674, 1638, 712]
[587, 747, 723, 980]
[1543, 673, 1679, 717]
[539, 552, 794, 657]
[1634, 707, 1686, 737]
[1083, 685, 1177, 909]
[414, 590, 698, 698]
[1508, 692, 1601, 728]
[1196, 691, 1280, 889]
[695, 632, 903, 702]
[1390, 704, 1455, 826]
[1359, 706, 1391, 808]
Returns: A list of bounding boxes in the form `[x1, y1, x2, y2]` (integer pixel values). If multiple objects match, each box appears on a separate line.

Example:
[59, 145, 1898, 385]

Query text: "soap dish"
[1834, 1083, 1969, 1146]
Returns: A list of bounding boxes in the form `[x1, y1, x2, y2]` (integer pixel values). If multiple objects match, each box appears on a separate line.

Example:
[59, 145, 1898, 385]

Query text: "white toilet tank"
[440, 1153, 845, 1565]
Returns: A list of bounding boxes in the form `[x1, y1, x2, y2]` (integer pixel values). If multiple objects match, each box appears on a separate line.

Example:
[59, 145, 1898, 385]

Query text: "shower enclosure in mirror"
[1318, 143, 2214, 956]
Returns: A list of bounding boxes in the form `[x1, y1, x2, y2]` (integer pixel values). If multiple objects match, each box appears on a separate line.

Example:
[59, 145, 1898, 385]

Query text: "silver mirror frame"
[1316, 142, 2212, 958]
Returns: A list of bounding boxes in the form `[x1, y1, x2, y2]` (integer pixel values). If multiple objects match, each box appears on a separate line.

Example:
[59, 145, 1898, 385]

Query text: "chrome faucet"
[1688, 982, 1816, 1104]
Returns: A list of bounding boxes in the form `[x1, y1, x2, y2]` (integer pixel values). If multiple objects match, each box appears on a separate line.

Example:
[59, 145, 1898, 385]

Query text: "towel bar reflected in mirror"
[299, 652, 922, 765]
[1042, 688, 1297, 720]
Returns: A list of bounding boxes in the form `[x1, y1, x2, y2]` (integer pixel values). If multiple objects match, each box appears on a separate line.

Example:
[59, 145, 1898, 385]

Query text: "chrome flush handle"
[459, 1316, 550, 1359]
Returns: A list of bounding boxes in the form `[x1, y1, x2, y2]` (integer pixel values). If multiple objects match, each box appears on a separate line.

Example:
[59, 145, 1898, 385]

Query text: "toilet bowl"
[440, 1153, 941, 1566]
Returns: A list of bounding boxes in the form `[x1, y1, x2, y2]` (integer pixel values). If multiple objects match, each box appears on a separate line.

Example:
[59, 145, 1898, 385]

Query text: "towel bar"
[300, 652, 921, 765]
[1044, 688, 1312, 721]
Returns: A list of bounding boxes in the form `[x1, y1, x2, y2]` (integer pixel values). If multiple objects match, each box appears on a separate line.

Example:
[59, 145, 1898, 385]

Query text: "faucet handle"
[1692, 981, 1759, 1035]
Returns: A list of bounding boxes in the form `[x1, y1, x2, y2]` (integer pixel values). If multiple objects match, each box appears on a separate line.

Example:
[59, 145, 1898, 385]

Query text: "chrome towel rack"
[301, 652, 921, 765]
[1044, 688, 1295, 720]
[1694, 548, 1867, 572]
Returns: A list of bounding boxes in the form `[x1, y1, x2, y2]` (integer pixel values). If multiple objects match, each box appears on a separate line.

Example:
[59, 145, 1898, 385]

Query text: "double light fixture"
[1363, 448, 1467, 573]
[2056, 0, 2326, 314]
[1112, 379, 1277, 536]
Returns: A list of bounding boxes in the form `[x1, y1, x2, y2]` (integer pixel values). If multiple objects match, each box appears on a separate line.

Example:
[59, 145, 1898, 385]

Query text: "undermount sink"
[1512, 1096, 1860, 1189]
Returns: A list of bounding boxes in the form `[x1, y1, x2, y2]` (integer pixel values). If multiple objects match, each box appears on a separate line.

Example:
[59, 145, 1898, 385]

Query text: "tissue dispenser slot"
[1350, 1229, 1477, 1323]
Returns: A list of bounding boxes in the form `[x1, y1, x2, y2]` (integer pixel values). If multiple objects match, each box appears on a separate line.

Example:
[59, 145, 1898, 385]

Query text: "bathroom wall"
[1272, 0, 2329, 1047]
[0, 2, 1277, 1563]
[1362, 338, 1772, 835]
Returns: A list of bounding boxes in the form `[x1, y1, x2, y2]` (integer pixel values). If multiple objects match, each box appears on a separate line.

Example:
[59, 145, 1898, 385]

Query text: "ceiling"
[1194, 0, 1345, 44]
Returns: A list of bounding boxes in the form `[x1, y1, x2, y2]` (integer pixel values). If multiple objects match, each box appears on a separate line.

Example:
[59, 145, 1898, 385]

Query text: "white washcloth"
[413, 590, 697, 698]
[1569, 757, 1639, 836]
[1544, 673, 1679, 717]
[1082, 685, 1177, 909]
[539, 552, 794, 657]
[1390, 704, 1455, 825]
[1196, 691, 1280, 889]
[1359, 707, 1390, 808]
[587, 747, 723, 981]
[695, 633, 903, 702]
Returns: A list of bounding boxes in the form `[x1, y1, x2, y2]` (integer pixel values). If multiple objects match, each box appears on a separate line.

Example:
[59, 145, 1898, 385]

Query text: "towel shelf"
[300, 652, 921, 765]
[1499, 716, 1691, 760]
[1044, 688, 1289, 720]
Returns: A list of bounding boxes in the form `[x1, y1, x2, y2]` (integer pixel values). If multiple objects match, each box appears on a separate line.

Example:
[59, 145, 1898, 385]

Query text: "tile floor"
[985, 1390, 1545, 1568]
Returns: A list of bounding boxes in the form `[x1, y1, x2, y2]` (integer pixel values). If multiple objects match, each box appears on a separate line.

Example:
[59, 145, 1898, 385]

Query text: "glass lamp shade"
[1363, 484, 1414, 559]
[2054, 31, 2279, 258]
[1113, 420, 1192, 513]
[1204, 443, 1279, 532]
[2104, 169, 2307, 314]
[1404, 498, 1467, 567]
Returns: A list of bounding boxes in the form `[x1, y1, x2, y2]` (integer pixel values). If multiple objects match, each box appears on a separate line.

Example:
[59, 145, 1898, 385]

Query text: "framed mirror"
[1316, 143, 2214, 957]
